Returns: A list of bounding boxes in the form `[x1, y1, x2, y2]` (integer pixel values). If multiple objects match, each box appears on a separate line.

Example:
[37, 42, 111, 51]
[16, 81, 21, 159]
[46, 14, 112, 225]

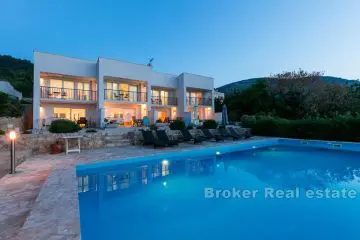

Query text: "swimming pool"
[76, 140, 360, 240]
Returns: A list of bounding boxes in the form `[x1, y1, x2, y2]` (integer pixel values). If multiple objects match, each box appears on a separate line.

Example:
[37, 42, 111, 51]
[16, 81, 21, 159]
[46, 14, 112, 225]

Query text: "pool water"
[77, 145, 360, 240]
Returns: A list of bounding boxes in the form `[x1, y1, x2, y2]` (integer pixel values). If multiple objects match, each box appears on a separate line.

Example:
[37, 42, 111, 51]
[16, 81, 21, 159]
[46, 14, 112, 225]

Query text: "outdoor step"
[105, 143, 131, 148]
[105, 141, 130, 146]
[104, 136, 128, 141]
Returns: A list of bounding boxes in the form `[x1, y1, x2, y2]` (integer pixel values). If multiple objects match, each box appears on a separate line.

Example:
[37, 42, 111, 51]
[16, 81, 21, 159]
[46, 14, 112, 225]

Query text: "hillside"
[217, 76, 359, 94]
[0, 55, 33, 97]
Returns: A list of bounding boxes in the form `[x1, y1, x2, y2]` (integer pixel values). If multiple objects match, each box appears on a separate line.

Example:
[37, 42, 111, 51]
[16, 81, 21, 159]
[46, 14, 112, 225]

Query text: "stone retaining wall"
[0, 117, 23, 131]
[0, 131, 106, 154]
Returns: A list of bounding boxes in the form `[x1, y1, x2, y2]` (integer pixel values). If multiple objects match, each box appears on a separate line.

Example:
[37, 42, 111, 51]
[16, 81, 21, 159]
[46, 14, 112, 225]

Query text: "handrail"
[40, 86, 97, 101]
[186, 97, 212, 106]
[151, 96, 177, 105]
[104, 89, 147, 102]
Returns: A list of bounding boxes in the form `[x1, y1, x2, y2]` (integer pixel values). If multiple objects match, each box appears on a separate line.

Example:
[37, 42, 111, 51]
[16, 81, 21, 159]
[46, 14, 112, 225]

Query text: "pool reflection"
[77, 156, 217, 195]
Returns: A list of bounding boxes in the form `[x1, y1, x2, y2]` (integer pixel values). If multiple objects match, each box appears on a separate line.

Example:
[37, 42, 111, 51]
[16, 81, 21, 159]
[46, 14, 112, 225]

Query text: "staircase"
[104, 132, 132, 148]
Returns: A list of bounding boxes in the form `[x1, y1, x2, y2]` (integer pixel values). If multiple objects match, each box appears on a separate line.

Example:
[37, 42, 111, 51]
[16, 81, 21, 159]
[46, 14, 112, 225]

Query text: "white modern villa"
[32, 51, 215, 129]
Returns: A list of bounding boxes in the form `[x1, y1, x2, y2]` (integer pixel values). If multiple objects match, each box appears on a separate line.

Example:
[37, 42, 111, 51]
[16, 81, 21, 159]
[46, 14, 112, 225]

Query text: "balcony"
[186, 97, 212, 106]
[151, 96, 177, 106]
[105, 89, 147, 102]
[40, 86, 97, 101]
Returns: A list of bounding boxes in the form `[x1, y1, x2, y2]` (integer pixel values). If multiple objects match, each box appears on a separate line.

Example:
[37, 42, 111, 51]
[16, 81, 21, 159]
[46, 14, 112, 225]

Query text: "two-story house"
[33, 52, 215, 129]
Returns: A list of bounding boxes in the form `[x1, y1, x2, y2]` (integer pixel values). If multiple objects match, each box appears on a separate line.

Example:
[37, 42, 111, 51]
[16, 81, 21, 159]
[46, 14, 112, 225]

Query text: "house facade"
[33, 51, 215, 129]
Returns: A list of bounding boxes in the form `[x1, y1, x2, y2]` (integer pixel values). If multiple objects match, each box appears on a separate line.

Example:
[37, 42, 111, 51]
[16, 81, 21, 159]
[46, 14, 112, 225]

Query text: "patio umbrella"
[222, 104, 229, 125]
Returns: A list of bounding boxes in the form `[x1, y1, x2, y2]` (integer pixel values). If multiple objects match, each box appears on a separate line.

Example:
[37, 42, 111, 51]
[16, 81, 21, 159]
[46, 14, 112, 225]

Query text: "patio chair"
[141, 130, 167, 148]
[219, 127, 239, 140]
[181, 129, 205, 144]
[228, 127, 244, 139]
[156, 130, 178, 146]
[201, 129, 224, 142]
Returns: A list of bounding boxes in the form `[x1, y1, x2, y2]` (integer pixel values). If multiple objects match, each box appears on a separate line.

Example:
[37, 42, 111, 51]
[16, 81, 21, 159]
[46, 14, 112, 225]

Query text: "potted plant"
[51, 140, 62, 154]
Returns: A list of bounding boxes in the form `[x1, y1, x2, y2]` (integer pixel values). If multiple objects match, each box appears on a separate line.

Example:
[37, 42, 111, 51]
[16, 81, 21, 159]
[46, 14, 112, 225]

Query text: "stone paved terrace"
[0, 137, 266, 240]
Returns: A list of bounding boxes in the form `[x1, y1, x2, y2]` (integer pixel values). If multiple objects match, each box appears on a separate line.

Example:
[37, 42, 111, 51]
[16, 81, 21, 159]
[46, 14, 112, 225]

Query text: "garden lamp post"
[9, 130, 16, 174]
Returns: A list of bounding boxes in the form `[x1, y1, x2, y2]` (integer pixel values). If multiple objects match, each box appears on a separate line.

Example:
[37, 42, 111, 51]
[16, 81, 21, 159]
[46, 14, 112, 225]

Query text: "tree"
[0, 55, 33, 97]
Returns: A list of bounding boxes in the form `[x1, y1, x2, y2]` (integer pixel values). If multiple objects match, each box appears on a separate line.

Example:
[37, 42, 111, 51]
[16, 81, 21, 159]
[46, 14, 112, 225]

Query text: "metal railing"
[40, 86, 97, 101]
[151, 96, 177, 106]
[186, 97, 212, 106]
[104, 89, 147, 102]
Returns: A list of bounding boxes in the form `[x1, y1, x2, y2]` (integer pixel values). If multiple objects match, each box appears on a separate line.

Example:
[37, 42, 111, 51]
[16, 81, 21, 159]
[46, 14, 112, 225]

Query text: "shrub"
[169, 119, 185, 130]
[0, 130, 5, 135]
[240, 115, 256, 128]
[247, 115, 360, 142]
[49, 119, 81, 133]
[202, 119, 218, 129]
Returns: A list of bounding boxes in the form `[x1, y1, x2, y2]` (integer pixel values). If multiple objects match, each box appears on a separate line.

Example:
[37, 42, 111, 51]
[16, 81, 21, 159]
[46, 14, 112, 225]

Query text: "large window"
[53, 107, 86, 120]
[78, 82, 90, 100]
[105, 81, 139, 101]
[53, 107, 71, 119]
[105, 107, 137, 126]
[152, 89, 170, 105]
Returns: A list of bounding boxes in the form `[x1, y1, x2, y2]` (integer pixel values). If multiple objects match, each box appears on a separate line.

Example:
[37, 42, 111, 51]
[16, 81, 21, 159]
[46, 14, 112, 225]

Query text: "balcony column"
[146, 83, 152, 123]
[97, 59, 105, 128]
[176, 76, 186, 119]
[33, 67, 41, 129]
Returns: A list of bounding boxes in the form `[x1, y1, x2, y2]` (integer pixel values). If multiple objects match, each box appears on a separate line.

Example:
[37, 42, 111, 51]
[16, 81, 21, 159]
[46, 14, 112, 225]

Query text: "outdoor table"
[60, 135, 83, 155]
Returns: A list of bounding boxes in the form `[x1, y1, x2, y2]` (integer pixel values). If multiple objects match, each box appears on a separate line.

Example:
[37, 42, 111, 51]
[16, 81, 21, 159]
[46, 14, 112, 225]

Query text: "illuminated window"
[53, 108, 71, 119]
[78, 82, 90, 100]
[72, 109, 86, 121]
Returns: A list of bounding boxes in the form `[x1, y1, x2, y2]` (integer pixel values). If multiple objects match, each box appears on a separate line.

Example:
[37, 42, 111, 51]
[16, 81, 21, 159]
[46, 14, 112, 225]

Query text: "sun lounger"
[141, 130, 167, 148]
[219, 127, 239, 140]
[181, 129, 205, 144]
[156, 130, 179, 146]
[235, 128, 252, 139]
[228, 127, 244, 139]
[201, 129, 224, 141]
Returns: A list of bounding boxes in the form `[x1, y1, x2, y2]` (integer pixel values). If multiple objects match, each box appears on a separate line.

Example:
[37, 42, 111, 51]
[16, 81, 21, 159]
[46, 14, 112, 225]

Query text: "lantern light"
[9, 130, 17, 174]
[9, 130, 16, 140]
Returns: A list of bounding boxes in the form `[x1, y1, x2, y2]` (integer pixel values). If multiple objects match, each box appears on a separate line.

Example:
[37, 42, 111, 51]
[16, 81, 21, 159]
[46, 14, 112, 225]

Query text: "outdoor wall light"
[162, 159, 169, 166]
[216, 151, 221, 155]
[9, 130, 16, 174]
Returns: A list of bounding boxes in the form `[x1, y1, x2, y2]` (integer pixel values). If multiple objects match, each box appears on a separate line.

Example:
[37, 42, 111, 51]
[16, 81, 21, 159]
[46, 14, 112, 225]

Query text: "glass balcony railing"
[186, 97, 212, 106]
[104, 89, 147, 102]
[40, 86, 97, 101]
[151, 96, 177, 106]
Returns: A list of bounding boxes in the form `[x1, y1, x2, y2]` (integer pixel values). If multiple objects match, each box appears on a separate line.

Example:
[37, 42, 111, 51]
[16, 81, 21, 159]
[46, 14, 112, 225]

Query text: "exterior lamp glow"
[9, 130, 16, 174]
[216, 151, 221, 155]
[162, 160, 169, 166]
[9, 130, 16, 140]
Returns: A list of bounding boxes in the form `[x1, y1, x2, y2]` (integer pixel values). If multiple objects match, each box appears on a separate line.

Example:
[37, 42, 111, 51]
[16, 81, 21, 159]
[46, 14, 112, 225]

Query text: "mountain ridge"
[216, 76, 360, 94]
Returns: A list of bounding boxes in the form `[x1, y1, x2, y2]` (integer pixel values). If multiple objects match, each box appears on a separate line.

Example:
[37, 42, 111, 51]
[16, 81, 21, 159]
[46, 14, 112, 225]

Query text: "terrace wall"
[0, 131, 106, 154]
[0, 117, 23, 131]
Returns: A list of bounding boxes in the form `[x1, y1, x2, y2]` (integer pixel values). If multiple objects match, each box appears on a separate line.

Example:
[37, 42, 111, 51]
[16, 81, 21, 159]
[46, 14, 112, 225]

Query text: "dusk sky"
[1, 0, 359, 87]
